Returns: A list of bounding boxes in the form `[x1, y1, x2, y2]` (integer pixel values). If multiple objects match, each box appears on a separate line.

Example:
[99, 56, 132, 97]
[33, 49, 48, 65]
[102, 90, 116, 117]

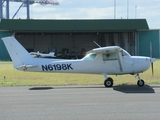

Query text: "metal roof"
[0, 19, 149, 32]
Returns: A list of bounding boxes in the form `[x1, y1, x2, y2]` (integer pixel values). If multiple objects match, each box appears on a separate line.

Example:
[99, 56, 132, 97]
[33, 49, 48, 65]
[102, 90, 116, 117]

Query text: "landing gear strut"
[136, 73, 145, 87]
[103, 74, 114, 87]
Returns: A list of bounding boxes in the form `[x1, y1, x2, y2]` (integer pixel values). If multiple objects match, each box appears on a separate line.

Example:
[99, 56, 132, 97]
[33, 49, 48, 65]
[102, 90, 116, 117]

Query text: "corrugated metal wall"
[16, 32, 136, 57]
[1, 30, 160, 60]
[137, 30, 160, 58]
[0, 32, 12, 60]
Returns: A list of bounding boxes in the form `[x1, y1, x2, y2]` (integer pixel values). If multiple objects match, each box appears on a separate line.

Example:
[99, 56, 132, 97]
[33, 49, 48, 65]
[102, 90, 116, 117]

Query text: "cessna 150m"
[1, 36, 156, 87]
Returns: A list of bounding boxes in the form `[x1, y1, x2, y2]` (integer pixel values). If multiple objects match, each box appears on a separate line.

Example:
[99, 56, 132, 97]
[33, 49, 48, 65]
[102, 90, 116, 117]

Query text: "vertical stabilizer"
[1, 36, 34, 68]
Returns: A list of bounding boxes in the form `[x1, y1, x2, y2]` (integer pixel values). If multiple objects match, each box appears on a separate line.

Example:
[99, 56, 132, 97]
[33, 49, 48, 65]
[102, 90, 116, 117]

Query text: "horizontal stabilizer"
[16, 64, 38, 71]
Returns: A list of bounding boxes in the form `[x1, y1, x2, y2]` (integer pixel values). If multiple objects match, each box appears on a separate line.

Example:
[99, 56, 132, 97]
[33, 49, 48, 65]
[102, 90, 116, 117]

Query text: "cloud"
[3, 0, 160, 28]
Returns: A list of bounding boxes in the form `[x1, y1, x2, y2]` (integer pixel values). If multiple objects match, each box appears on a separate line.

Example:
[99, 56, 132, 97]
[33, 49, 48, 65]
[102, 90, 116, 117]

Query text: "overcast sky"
[4, 0, 160, 29]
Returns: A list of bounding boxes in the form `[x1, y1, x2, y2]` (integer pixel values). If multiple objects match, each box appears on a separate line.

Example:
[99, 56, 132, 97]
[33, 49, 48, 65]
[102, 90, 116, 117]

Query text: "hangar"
[0, 19, 156, 60]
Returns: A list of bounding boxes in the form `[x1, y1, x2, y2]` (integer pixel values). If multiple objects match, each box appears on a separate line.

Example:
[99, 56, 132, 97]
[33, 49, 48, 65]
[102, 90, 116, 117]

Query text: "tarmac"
[0, 85, 160, 120]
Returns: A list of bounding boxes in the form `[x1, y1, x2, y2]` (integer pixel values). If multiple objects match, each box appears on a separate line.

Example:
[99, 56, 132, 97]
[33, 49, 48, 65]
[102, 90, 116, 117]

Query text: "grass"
[0, 60, 160, 86]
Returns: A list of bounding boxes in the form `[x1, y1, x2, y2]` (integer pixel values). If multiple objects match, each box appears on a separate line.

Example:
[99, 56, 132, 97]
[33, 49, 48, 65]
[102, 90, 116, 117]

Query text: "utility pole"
[26, 0, 30, 19]
[6, 0, 9, 19]
[114, 0, 116, 19]
[135, 6, 137, 19]
[0, 0, 2, 19]
[127, 0, 129, 19]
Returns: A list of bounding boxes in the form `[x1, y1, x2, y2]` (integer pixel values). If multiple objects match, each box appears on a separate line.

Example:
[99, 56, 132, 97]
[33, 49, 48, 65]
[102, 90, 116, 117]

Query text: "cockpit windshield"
[121, 50, 131, 57]
[83, 53, 97, 60]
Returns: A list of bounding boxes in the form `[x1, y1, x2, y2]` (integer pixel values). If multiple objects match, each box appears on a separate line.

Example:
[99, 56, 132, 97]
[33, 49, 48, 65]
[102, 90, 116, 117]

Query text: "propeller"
[150, 42, 154, 76]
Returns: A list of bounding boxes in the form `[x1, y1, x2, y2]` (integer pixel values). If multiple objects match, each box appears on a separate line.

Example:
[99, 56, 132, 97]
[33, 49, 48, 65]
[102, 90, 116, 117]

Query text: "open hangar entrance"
[15, 31, 136, 59]
[0, 19, 149, 60]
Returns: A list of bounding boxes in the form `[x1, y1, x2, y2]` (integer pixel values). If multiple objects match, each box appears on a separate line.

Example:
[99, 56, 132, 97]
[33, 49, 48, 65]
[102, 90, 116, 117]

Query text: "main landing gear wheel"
[137, 79, 145, 87]
[104, 77, 113, 87]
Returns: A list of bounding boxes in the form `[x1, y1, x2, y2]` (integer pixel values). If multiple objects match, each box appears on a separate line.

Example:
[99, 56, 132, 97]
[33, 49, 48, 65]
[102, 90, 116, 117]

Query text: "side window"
[83, 53, 97, 60]
[103, 52, 117, 61]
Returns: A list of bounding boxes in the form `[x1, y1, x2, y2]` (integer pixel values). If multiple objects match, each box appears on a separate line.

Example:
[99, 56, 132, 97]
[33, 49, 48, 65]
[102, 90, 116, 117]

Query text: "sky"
[3, 0, 160, 29]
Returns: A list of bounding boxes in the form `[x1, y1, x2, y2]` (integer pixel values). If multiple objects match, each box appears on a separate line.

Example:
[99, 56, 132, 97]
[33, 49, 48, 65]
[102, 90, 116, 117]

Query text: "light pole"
[135, 6, 137, 19]
[114, 0, 116, 19]
[127, 0, 129, 19]
[0, 0, 2, 19]
[26, 0, 30, 19]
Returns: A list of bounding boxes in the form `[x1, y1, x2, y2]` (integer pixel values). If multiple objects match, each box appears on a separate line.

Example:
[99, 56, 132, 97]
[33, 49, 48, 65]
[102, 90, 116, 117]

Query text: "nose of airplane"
[150, 58, 156, 63]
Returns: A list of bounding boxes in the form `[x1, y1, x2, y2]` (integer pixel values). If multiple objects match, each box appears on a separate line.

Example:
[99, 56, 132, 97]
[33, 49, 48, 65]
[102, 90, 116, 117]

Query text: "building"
[0, 19, 158, 60]
[137, 29, 160, 58]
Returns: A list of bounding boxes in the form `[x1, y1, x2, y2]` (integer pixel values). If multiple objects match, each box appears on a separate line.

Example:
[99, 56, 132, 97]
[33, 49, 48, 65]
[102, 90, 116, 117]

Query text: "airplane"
[30, 49, 55, 58]
[1, 36, 156, 87]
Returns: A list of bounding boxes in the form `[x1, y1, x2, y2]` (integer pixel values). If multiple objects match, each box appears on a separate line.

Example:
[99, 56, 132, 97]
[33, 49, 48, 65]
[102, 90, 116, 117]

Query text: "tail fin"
[1, 36, 34, 69]
[49, 49, 55, 54]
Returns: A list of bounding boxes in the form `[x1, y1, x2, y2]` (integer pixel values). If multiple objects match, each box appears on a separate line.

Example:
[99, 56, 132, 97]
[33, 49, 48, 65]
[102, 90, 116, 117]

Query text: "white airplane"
[30, 49, 55, 58]
[1, 36, 156, 87]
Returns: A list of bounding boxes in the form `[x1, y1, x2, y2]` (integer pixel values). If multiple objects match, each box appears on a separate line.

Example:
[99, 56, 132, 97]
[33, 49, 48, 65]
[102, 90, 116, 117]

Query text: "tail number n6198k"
[42, 64, 73, 71]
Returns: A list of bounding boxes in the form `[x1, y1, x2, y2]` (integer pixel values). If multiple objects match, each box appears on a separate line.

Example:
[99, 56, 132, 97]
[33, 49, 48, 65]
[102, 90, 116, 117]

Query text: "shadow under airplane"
[113, 84, 155, 93]
[29, 87, 54, 90]
[29, 85, 155, 94]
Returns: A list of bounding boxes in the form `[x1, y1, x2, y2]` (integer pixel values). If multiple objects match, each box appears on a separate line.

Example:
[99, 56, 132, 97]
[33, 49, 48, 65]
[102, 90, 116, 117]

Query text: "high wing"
[86, 46, 121, 54]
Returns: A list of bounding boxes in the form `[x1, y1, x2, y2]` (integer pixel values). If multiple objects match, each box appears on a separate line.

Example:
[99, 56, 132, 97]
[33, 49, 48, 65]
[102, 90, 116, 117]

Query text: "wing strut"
[116, 50, 123, 72]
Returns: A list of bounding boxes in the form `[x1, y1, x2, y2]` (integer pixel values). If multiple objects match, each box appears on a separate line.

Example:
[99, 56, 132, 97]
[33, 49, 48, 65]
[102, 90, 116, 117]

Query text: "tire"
[104, 77, 113, 87]
[137, 79, 145, 87]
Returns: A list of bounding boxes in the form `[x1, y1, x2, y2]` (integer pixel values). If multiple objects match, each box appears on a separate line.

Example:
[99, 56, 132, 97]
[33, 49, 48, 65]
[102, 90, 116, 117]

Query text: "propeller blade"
[150, 42, 154, 76]
[151, 62, 154, 76]
[150, 42, 152, 58]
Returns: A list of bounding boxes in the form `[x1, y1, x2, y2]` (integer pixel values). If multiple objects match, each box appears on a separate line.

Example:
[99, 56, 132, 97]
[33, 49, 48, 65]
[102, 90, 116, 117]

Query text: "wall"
[0, 32, 12, 60]
[15, 32, 136, 59]
[0, 31, 139, 60]
[138, 30, 160, 58]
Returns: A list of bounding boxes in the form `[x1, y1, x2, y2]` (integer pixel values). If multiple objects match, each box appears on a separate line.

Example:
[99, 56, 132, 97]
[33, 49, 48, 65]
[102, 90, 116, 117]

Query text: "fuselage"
[17, 52, 154, 75]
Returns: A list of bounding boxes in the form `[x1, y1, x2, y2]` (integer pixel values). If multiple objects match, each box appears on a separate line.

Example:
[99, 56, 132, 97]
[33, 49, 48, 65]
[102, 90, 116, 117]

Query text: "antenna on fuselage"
[93, 41, 101, 48]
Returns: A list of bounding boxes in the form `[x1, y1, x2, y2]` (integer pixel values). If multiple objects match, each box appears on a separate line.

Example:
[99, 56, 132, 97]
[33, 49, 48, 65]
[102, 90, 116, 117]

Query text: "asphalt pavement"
[0, 85, 160, 120]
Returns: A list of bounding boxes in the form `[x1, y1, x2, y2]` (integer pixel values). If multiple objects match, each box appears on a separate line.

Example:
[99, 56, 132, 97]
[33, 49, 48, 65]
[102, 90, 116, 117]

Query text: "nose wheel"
[136, 74, 145, 87]
[137, 79, 145, 86]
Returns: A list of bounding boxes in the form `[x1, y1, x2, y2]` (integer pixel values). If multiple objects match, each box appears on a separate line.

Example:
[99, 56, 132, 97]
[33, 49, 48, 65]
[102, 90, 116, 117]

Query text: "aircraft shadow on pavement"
[29, 86, 105, 90]
[28, 85, 155, 93]
[113, 84, 155, 93]
[29, 87, 54, 90]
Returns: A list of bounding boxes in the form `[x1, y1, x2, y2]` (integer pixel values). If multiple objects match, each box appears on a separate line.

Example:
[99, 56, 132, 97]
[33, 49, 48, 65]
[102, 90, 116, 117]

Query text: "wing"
[86, 46, 121, 54]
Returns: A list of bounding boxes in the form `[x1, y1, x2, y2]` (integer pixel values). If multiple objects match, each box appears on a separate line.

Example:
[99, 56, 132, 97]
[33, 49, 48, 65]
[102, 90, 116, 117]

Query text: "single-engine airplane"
[1, 36, 156, 87]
